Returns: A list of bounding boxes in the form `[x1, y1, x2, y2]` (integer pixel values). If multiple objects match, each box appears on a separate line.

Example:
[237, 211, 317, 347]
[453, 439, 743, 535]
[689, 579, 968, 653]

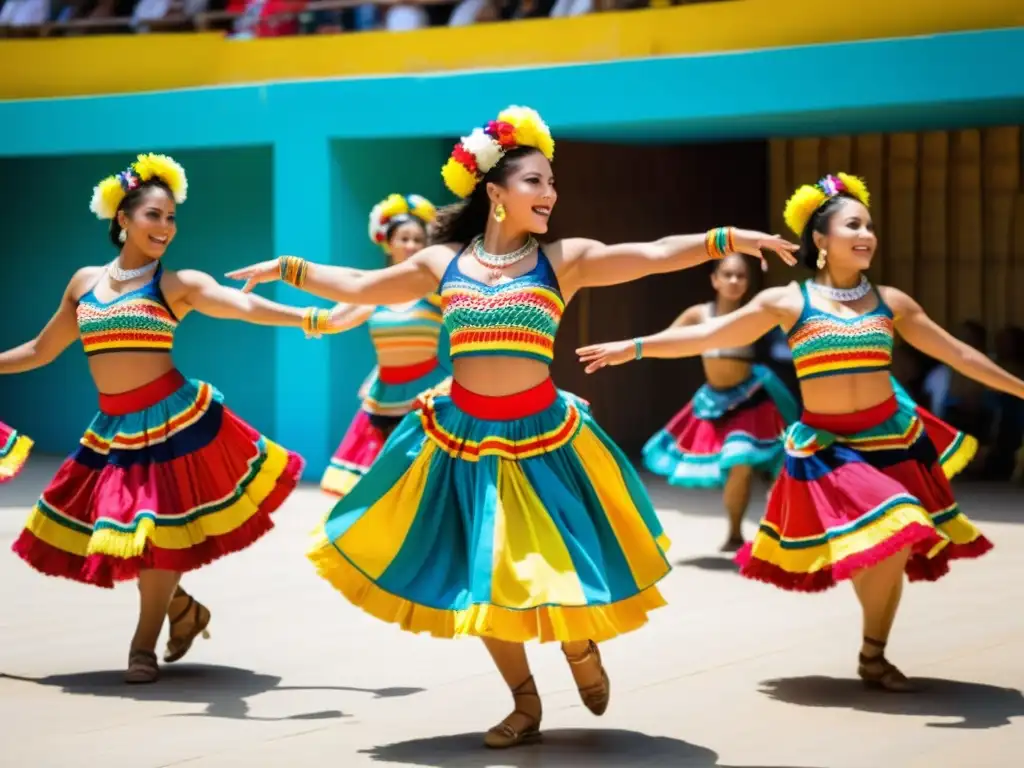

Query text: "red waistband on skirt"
[451, 378, 557, 421]
[378, 357, 439, 385]
[98, 369, 186, 416]
[802, 395, 898, 434]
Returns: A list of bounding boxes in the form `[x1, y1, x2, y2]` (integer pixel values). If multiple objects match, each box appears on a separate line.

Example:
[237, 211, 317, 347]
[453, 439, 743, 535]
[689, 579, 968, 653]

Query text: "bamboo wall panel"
[769, 126, 1023, 337]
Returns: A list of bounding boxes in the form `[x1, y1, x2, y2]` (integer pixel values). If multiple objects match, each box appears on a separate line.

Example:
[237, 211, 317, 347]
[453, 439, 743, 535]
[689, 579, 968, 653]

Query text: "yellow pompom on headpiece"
[368, 193, 437, 247]
[441, 105, 555, 199]
[88, 152, 188, 220]
[783, 172, 870, 237]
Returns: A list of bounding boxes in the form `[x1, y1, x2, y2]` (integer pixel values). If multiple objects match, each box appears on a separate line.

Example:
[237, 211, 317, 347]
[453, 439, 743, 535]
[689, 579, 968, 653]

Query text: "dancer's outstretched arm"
[560, 230, 797, 290]
[225, 249, 441, 306]
[884, 286, 1024, 399]
[577, 286, 790, 374]
[168, 270, 357, 334]
[0, 269, 94, 374]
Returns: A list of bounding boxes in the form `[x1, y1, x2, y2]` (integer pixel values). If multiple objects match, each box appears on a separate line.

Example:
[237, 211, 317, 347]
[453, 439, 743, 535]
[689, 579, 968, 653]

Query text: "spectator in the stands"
[132, 0, 207, 30]
[0, 0, 50, 26]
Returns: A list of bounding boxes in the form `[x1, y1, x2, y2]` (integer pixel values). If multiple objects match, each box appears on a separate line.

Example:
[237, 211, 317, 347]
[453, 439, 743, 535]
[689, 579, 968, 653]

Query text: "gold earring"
[816, 248, 827, 270]
[119, 229, 128, 244]
[493, 204, 506, 223]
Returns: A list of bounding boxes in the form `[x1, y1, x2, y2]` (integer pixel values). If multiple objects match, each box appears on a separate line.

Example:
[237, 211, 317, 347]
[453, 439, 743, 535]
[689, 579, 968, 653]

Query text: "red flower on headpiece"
[452, 144, 479, 174]
[486, 120, 517, 149]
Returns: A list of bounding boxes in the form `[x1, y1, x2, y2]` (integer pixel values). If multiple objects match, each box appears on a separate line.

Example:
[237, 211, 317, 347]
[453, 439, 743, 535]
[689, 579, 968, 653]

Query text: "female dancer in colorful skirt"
[1, 154, 344, 683]
[227, 105, 797, 746]
[642, 253, 798, 552]
[578, 172, 1017, 691]
[0, 421, 32, 482]
[321, 194, 451, 498]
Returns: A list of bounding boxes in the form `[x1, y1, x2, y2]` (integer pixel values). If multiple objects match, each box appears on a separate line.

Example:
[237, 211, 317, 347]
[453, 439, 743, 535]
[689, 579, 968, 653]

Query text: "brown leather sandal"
[125, 649, 160, 684]
[483, 675, 542, 749]
[564, 640, 611, 715]
[163, 586, 211, 663]
[857, 636, 917, 692]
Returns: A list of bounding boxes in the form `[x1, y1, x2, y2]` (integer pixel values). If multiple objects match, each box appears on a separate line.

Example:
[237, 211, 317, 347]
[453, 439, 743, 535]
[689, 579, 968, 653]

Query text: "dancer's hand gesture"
[576, 340, 635, 374]
[730, 230, 799, 269]
[225, 259, 282, 293]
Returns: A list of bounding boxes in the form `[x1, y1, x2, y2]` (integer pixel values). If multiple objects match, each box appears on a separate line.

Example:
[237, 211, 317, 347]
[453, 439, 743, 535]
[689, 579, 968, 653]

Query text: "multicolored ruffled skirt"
[309, 378, 671, 643]
[643, 364, 799, 487]
[735, 384, 990, 592]
[12, 370, 304, 588]
[321, 357, 450, 497]
[0, 420, 33, 483]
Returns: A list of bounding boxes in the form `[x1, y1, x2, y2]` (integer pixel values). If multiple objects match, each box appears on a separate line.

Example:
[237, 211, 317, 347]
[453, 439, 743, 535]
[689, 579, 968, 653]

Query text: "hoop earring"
[119, 229, 128, 244]
[816, 248, 827, 270]
[493, 204, 506, 223]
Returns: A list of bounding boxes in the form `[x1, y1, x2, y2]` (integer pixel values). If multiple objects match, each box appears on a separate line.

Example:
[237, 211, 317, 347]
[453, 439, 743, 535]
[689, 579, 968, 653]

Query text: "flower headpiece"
[441, 106, 555, 199]
[368, 193, 436, 247]
[783, 172, 870, 236]
[89, 153, 188, 220]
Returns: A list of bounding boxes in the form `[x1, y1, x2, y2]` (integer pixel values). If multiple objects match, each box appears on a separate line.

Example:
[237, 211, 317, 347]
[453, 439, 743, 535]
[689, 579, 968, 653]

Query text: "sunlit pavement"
[2, 457, 1022, 768]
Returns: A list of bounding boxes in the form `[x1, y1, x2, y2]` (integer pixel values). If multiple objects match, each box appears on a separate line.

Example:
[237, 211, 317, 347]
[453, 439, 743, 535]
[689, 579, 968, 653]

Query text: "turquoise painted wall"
[2, 27, 1022, 478]
[0, 148, 275, 452]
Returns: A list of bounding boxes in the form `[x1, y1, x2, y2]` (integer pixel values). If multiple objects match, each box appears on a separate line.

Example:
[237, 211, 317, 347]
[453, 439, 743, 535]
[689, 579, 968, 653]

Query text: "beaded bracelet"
[704, 227, 734, 260]
[633, 337, 644, 361]
[302, 307, 331, 338]
[279, 255, 309, 287]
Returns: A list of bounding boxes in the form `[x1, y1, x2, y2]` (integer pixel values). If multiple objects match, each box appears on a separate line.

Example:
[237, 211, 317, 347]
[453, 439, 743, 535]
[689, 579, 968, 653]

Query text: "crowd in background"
[0, 0, 664, 36]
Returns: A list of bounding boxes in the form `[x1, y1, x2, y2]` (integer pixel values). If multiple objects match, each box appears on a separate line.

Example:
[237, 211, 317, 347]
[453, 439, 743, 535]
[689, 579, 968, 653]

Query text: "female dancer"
[578, 172, 1014, 690]
[1, 154, 343, 683]
[642, 253, 798, 551]
[0, 421, 32, 482]
[321, 193, 451, 498]
[227, 105, 797, 746]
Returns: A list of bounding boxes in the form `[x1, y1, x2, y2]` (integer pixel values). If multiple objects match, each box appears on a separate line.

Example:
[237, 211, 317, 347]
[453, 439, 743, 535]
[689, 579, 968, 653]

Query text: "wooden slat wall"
[767, 127, 1023, 335]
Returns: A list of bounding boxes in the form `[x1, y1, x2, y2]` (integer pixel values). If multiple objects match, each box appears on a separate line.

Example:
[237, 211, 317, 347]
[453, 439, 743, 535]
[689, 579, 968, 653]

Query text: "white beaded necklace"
[808, 275, 872, 302]
[471, 235, 537, 276]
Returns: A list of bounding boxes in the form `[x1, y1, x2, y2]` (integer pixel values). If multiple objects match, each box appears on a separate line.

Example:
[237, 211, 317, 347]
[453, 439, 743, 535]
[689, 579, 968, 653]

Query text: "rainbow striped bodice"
[76, 265, 178, 357]
[367, 295, 444, 358]
[440, 249, 563, 365]
[788, 280, 893, 381]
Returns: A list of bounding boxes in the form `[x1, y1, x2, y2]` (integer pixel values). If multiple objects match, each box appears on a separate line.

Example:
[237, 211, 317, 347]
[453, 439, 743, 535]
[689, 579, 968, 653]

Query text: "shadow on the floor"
[2, 664, 424, 721]
[674, 555, 739, 572]
[759, 676, 1024, 729]
[362, 728, 821, 767]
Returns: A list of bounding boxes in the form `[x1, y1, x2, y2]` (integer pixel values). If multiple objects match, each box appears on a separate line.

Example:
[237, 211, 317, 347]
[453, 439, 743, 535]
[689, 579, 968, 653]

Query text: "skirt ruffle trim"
[939, 430, 978, 480]
[0, 433, 33, 482]
[320, 464, 366, 498]
[308, 533, 669, 644]
[735, 513, 993, 593]
[12, 450, 304, 588]
[644, 430, 782, 488]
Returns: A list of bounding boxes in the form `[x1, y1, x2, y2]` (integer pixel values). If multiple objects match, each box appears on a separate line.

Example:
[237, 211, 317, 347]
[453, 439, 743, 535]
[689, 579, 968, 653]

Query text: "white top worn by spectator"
[133, 0, 208, 29]
[0, 0, 49, 25]
[385, 3, 428, 30]
[448, 0, 489, 25]
[549, 0, 591, 16]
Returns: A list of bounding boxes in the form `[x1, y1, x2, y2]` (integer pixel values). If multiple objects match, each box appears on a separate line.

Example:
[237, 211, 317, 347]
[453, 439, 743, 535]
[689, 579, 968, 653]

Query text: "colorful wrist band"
[704, 227, 733, 260]
[302, 306, 329, 338]
[279, 256, 309, 287]
[633, 337, 643, 361]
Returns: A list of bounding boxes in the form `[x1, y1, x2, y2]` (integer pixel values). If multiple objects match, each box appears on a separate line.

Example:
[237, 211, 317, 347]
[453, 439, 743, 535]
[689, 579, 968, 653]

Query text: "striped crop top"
[440, 248, 563, 365]
[787, 280, 894, 381]
[367, 295, 444, 358]
[76, 265, 178, 357]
